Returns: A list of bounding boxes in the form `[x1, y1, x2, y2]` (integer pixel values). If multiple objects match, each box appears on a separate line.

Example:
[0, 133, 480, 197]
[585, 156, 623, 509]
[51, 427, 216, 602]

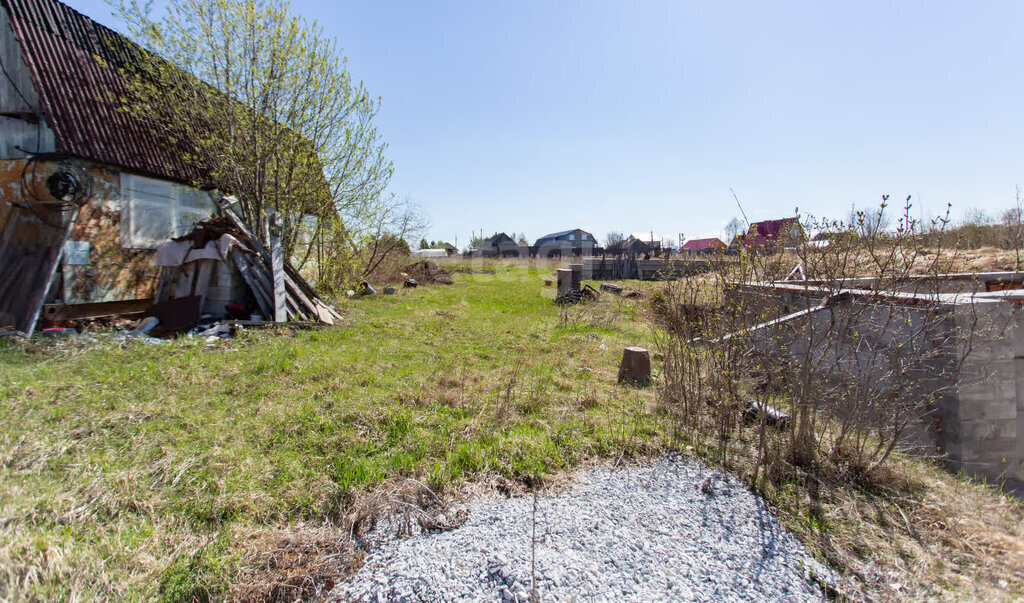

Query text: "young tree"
[605, 231, 624, 246]
[469, 233, 490, 249]
[1003, 186, 1024, 270]
[724, 217, 744, 241]
[418, 238, 429, 250]
[112, 0, 393, 276]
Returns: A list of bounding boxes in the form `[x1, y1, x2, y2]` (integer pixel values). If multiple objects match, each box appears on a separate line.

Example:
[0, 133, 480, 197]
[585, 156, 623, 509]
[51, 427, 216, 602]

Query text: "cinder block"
[961, 420, 1016, 441]
[961, 439, 1016, 461]
[959, 398, 1016, 421]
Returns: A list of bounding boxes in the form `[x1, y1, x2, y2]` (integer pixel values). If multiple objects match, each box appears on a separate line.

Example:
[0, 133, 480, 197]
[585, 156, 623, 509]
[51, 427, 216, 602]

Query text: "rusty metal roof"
[1, 0, 204, 184]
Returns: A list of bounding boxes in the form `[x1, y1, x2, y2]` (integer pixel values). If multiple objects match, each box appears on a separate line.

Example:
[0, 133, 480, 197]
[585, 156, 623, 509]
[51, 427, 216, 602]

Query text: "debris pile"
[150, 196, 340, 333]
[403, 261, 454, 285]
[556, 284, 600, 305]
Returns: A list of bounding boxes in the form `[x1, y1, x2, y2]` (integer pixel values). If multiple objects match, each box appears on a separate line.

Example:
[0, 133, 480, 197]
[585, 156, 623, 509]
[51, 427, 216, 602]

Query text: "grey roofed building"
[533, 228, 596, 257]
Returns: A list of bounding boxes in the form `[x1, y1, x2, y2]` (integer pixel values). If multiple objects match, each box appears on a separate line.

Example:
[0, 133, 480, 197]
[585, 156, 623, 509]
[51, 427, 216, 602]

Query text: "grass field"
[1, 265, 1022, 601]
[0, 266, 665, 600]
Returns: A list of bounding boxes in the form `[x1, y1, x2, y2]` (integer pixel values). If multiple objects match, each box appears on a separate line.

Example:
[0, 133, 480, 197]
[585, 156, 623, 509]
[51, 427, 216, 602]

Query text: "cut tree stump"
[617, 346, 651, 386]
[556, 269, 575, 298]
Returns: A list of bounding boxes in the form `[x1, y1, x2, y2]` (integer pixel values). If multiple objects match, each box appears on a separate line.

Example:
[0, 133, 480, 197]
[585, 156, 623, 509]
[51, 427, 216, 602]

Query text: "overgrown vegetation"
[653, 199, 1024, 599]
[112, 0, 425, 291]
[0, 267, 661, 600]
[1, 253, 1022, 600]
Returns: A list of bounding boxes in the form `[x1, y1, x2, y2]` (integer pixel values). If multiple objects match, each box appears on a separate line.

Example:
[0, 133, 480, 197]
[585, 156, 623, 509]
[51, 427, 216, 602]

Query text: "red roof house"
[680, 237, 726, 251]
[732, 218, 803, 250]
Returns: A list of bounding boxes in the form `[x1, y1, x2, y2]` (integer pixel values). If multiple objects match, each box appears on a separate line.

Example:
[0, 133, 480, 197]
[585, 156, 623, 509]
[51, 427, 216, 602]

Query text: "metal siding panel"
[0, 0, 203, 185]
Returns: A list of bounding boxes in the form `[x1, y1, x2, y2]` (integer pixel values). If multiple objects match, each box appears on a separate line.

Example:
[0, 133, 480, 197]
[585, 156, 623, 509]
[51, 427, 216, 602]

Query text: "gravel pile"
[332, 456, 834, 602]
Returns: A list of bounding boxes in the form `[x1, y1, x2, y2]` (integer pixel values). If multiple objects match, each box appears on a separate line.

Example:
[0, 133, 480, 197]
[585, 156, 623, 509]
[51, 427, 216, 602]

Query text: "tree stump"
[556, 269, 575, 298]
[617, 346, 651, 386]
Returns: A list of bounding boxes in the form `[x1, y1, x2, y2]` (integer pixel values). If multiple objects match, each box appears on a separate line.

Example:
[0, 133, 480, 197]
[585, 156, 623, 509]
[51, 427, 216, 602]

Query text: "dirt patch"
[404, 261, 454, 285]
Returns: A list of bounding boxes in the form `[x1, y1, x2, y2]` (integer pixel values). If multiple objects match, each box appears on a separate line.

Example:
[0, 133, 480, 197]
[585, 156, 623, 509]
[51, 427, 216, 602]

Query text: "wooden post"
[270, 212, 286, 322]
[617, 346, 651, 386]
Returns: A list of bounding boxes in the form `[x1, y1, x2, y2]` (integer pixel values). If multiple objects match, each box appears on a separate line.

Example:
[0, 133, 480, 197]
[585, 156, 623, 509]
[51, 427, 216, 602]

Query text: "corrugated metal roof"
[750, 218, 798, 240]
[535, 228, 593, 245]
[681, 237, 725, 250]
[1, 0, 204, 184]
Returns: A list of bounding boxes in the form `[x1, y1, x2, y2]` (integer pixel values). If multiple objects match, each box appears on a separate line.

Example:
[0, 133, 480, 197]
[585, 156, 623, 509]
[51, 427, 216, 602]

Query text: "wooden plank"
[193, 259, 215, 313]
[154, 268, 174, 303]
[174, 262, 196, 298]
[0, 211, 21, 264]
[215, 196, 337, 320]
[270, 213, 286, 322]
[23, 208, 79, 336]
[229, 249, 273, 319]
[42, 298, 153, 321]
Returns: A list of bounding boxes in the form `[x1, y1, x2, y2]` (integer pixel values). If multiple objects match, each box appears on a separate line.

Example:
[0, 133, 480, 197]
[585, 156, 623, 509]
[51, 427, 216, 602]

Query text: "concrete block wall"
[952, 302, 1021, 481]
[730, 283, 1024, 485]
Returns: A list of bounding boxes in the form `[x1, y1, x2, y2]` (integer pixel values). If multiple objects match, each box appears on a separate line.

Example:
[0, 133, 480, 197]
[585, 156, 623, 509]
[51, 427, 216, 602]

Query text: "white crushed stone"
[331, 456, 834, 602]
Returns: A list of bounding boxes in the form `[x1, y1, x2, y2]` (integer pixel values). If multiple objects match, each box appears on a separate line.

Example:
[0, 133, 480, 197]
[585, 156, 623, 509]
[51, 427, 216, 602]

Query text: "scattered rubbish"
[132, 316, 159, 335]
[145, 296, 202, 334]
[743, 400, 790, 428]
[0, 330, 26, 338]
[40, 327, 76, 337]
[557, 284, 601, 305]
[346, 290, 356, 297]
[405, 278, 419, 288]
[227, 303, 250, 320]
[617, 346, 652, 386]
[624, 290, 645, 299]
[544, 279, 553, 286]
[198, 323, 233, 338]
[359, 281, 378, 295]
[600, 282, 624, 294]
[405, 261, 454, 285]
[599, 343, 608, 351]
[153, 201, 341, 329]
[383, 287, 397, 295]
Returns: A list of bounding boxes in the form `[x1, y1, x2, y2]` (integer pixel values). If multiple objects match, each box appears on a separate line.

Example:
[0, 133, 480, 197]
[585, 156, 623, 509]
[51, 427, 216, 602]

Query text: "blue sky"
[68, 1, 1024, 247]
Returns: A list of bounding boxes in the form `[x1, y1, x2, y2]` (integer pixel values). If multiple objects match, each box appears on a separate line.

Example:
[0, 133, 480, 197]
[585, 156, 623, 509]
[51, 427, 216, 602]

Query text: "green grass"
[0, 268, 667, 600]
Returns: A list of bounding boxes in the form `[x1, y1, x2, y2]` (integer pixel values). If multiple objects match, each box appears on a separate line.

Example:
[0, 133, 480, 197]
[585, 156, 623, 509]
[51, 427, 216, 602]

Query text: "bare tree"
[605, 231, 625, 247]
[724, 217, 744, 243]
[1003, 186, 1024, 271]
[113, 0, 393, 277]
[654, 196, 980, 484]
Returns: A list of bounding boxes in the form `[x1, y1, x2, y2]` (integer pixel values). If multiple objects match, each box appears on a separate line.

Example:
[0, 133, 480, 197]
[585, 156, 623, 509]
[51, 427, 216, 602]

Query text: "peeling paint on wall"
[1, 158, 158, 309]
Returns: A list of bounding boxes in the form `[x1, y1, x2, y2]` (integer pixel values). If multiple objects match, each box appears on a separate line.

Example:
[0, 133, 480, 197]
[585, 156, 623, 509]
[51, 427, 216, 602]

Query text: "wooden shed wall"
[0, 158, 158, 330]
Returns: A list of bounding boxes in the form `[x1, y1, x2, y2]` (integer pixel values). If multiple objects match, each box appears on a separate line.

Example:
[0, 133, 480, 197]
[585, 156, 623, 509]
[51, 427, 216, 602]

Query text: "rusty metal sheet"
[0, 0, 205, 185]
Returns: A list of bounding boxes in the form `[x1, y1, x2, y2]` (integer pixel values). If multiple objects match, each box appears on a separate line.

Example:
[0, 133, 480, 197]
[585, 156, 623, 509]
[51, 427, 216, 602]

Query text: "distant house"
[533, 228, 596, 258]
[808, 230, 855, 248]
[439, 242, 458, 256]
[732, 218, 804, 250]
[680, 237, 727, 252]
[475, 232, 519, 258]
[630, 232, 663, 251]
[604, 236, 650, 257]
[410, 249, 448, 259]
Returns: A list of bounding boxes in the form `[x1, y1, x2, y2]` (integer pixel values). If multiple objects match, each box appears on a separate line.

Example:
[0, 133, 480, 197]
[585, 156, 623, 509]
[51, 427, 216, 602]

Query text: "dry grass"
[665, 411, 1024, 601]
[3, 262, 1022, 600]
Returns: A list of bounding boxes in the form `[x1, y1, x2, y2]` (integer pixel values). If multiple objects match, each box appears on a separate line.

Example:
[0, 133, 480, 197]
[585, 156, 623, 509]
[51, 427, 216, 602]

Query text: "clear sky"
[66, 0, 1024, 247]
